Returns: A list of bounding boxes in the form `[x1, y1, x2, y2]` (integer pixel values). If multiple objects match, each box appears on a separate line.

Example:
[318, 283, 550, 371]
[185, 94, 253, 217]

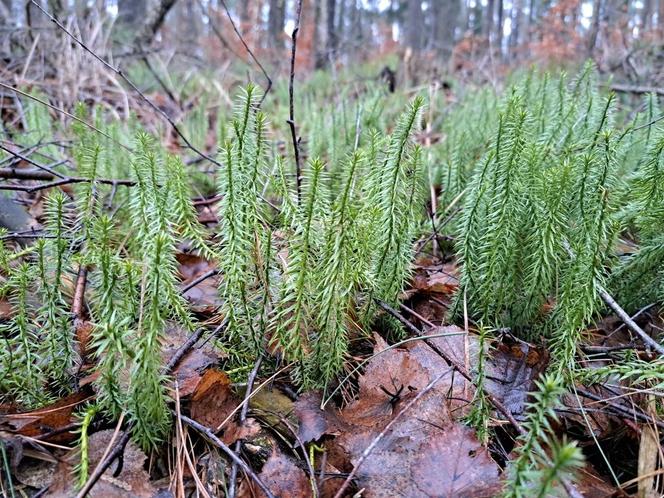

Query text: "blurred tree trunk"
[509, 0, 522, 56]
[484, 0, 495, 40]
[524, 0, 535, 45]
[118, 0, 146, 31]
[325, 0, 337, 64]
[588, 0, 602, 55]
[336, 0, 346, 56]
[117, 0, 178, 47]
[268, 0, 286, 48]
[0, 0, 12, 22]
[240, 0, 250, 34]
[641, 0, 653, 31]
[432, 0, 460, 56]
[496, 0, 504, 54]
[659, 0, 664, 29]
[313, 0, 326, 68]
[405, 0, 422, 50]
[472, 0, 482, 34]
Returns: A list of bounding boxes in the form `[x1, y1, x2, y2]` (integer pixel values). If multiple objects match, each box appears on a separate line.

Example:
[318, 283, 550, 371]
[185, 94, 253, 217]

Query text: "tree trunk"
[484, 0, 495, 40]
[432, 0, 460, 56]
[496, 0, 504, 55]
[508, 0, 523, 56]
[641, 0, 653, 31]
[336, 0, 346, 55]
[313, 0, 326, 68]
[588, 0, 602, 55]
[405, 0, 422, 50]
[325, 0, 337, 64]
[118, 0, 146, 31]
[268, 0, 286, 48]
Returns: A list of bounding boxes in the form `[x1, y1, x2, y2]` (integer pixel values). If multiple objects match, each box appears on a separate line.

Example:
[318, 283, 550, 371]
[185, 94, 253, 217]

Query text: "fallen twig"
[228, 355, 263, 498]
[597, 286, 664, 356]
[178, 413, 276, 498]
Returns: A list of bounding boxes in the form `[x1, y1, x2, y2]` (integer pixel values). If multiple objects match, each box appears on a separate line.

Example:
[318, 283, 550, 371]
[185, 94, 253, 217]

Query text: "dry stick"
[598, 285, 664, 356]
[287, 0, 304, 204]
[29, 1, 221, 168]
[218, 0, 273, 107]
[332, 367, 454, 498]
[376, 300, 586, 498]
[181, 268, 219, 294]
[76, 326, 210, 498]
[0, 168, 53, 181]
[576, 388, 664, 431]
[562, 241, 664, 356]
[0, 82, 128, 150]
[178, 414, 276, 498]
[71, 265, 89, 359]
[0, 143, 135, 188]
[228, 355, 263, 498]
[0, 143, 67, 178]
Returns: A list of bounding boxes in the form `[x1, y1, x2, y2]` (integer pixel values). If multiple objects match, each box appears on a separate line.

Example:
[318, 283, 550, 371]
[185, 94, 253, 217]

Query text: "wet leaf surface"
[239, 449, 312, 498]
[47, 429, 156, 498]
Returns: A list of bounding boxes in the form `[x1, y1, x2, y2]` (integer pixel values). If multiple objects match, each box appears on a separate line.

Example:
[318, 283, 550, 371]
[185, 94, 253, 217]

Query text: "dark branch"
[288, 0, 304, 204]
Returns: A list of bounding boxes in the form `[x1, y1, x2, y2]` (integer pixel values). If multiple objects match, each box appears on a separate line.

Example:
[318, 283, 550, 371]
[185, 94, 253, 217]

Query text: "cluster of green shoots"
[0, 84, 426, 453]
[455, 63, 664, 493]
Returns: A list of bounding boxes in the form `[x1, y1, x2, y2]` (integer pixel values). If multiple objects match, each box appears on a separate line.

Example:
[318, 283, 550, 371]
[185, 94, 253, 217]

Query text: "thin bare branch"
[218, 0, 273, 106]
[29, 0, 221, 167]
[288, 0, 304, 204]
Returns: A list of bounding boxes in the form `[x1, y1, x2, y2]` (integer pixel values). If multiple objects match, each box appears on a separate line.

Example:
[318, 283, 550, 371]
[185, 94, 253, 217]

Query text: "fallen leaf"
[239, 449, 311, 498]
[176, 253, 214, 281]
[412, 424, 503, 497]
[163, 325, 221, 397]
[321, 328, 502, 497]
[46, 429, 157, 498]
[222, 417, 261, 445]
[189, 369, 237, 429]
[295, 392, 342, 443]
[0, 391, 90, 443]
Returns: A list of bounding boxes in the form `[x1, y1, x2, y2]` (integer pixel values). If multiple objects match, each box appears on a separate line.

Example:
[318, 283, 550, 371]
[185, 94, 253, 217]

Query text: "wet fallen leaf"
[0, 391, 90, 443]
[317, 329, 502, 497]
[412, 424, 503, 497]
[176, 253, 214, 281]
[239, 449, 311, 498]
[163, 325, 221, 397]
[46, 429, 156, 498]
[295, 392, 342, 443]
[249, 386, 298, 436]
[222, 417, 261, 445]
[14, 457, 57, 489]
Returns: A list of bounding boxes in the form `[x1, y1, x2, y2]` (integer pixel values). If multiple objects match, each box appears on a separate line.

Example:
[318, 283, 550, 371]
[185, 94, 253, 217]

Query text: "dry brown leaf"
[176, 252, 214, 281]
[411, 424, 503, 497]
[222, 417, 261, 445]
[189, 368, 238, 429]
[163, 325, 221, 397]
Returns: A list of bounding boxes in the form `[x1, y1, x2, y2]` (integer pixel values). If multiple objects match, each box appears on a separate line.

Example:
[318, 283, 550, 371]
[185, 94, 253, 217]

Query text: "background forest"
[1, 1, 664, 498]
